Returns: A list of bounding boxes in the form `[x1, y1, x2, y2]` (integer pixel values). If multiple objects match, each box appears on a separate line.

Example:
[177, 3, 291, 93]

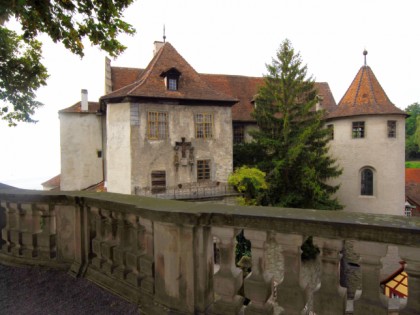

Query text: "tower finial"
[363, 49, 368, 66]
[163, 25, 166, 43]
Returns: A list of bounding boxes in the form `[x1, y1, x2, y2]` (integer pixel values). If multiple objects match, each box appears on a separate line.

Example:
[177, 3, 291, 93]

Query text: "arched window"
[361, 168, 374, 196]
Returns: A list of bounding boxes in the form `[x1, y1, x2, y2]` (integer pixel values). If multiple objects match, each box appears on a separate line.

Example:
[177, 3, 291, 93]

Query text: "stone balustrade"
[0, 188, 419, 314]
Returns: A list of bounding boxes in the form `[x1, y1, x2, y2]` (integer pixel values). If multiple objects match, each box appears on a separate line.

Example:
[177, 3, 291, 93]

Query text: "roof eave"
[102, 95, 238, 106]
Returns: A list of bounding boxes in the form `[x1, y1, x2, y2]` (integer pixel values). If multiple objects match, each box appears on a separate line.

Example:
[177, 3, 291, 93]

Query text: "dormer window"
[167, 77, 177, 91]
[161, 68, 181, 91]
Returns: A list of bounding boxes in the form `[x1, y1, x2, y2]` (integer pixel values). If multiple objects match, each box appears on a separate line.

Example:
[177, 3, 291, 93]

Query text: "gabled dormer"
[161, 67, 181, 91]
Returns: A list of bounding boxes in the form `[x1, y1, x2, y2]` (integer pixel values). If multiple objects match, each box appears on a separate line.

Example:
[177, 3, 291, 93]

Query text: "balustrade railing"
[1, 188, 420, 314]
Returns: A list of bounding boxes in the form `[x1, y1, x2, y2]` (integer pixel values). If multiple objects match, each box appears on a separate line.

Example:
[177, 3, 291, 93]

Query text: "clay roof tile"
[328, 65, 406, 119]
[102, 42, 238, 104]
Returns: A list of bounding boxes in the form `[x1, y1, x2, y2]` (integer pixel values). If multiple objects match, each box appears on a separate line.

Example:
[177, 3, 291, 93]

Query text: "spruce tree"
[252, 39, 342, 210]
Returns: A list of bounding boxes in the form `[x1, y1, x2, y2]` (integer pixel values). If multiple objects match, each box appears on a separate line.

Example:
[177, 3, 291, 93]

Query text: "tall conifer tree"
[252, 39, 342, 209]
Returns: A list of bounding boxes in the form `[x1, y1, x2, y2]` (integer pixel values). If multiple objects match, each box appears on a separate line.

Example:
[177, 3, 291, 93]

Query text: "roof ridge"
[352, 66, 365, 107]
[366, 66, 379, 106]
[126, 45, 167, 96]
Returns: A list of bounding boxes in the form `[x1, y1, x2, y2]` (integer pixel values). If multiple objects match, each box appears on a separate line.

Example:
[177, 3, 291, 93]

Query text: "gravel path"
[0, 263, 139, 315]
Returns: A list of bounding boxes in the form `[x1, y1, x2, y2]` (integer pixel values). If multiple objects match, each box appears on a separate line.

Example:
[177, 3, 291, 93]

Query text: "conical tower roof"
[328, 54, 406, 119]
[102, 42, 238, 105]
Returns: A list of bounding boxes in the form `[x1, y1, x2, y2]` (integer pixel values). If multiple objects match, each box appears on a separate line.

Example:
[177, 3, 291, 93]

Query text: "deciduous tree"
[405, 102, 420, 159]
[0, 0, 135, 126]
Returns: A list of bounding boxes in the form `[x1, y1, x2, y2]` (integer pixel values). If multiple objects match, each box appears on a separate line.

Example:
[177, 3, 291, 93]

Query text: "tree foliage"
[406, 102, 420, 159]
[250, 39, 342, 210]
[0, 0, 135, 126]
[228, 166, 268, 205]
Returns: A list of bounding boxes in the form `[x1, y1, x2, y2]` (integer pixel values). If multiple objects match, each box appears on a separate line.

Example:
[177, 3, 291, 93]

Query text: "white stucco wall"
[59, 113, 103, 191]
[131, 103, 233, 191]
[327, 114, 405, 215]
[106, 102, 132, 194]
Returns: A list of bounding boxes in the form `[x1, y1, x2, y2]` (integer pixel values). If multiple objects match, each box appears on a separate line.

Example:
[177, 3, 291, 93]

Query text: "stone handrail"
[0, 188, 419, 314]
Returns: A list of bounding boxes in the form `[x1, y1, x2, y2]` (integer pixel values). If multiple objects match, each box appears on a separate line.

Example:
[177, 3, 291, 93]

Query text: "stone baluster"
[20, 204, 39, 258]
[1, 202, 18, 253]
[139, 217, 154, 294]
[113, 211, 129, 280]
[9, 203, 24, 256]
[275, 233, 306, 315]
[399, 246, 420, 315]
[91, 207, 106, 269]
[313, 237, 347, 314]
[210, 226, 244, 315]
[36, 204, 56, 259]
[101, 209, 118, 275]
[243, 229, 273, 315]
[125, 214, 144, 287]
[353, 241, 388, 315]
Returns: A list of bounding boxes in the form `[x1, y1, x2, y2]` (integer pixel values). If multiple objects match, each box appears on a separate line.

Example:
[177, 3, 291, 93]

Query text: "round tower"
[327, 51, 407, 215]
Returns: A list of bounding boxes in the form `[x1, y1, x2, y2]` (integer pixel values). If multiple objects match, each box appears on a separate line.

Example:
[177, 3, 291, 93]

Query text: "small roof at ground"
[380, 262, 408, 298]
[59, 101, 100, 114]
[328, 63, 406, 119]
[406, 168, 420, 184]
[102, 42, 238, 105]
[41, 174, 61, 190]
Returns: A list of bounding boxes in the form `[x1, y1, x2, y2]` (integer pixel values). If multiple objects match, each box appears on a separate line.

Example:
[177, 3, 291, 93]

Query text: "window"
[161, 67, 181, 91]
[327, 124, 334, 140]
[147, 111, 168, 140]
[233, 124, 245, 144]
[167, 77, 177, 91]
[388, 120, 397, 138]
[197, 160, 211, 181]
[361, 168, 374, 196]
[151, 171, 166, 194]
[195, 113, 213, 139]
[352, 121, 365, 138]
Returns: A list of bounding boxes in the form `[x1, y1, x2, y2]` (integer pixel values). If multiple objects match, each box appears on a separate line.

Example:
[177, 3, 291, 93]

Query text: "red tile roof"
[328, 66, 406, 119]
[201, 74, 263, 121]
[405, 169, 420, 215]
[105, 67, 337, 122]
[59, 101, 100, 114]
[406, 168, 420, 184]
[111, 67, 143, 91]
[41, 174, 60, 190]
[102, 42, 238, 105]
[83, 181, 107, 192]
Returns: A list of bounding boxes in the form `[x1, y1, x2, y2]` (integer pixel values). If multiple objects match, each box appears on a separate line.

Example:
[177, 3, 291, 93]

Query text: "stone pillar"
[101, 209, 117, 275]
[20, 204, 38, 258]
[313, 237, 347, 314]
[139, 217, 154, 294]
[399, 246, 420, 315]
[194, 226, 214, 313]
[353, 241, 388, 315]
[36, 204, 56, 260]
[125, 214, 144, 287]
[113, 211, 129, 280]
[9, 203, 23, 256]
[1, 202, 17, 253]
[210, 226, 244, 315]
[244, 229, 273, 315]
[275, 233, 305, 315]
[91, 207, 106, 269]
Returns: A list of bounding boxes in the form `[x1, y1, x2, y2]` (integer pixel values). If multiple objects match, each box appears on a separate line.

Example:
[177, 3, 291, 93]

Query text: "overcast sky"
[1, 0, 419, 189]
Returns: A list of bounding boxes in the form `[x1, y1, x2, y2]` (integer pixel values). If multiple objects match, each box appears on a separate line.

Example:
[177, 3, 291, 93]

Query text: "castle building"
[53, 43, 406, 215]
[326, 52, 407, 215]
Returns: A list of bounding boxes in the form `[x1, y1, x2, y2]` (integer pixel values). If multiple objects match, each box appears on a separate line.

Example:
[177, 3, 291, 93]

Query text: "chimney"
[153, 41, 164, 56]
[104, 57, 112, 94]
[81, 89, 88, 111]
